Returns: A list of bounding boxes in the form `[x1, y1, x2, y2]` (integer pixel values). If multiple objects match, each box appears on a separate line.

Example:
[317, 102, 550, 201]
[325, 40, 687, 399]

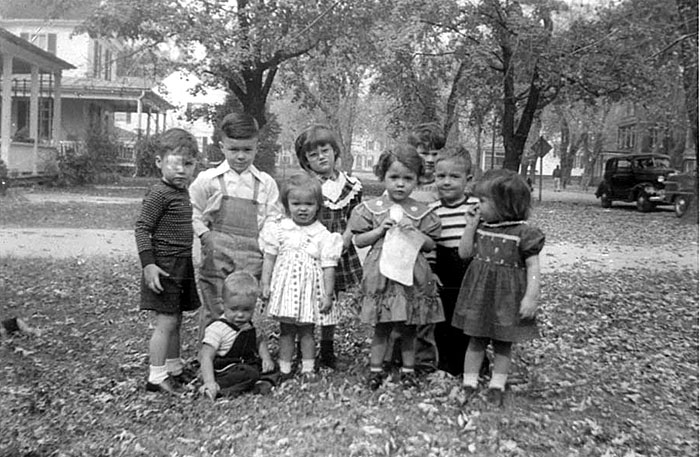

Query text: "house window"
[104, 49, 112, 81]
[39, 98, 54, 140]
[20, 32, 57, 54]
[93, 40, 103, 78]
[648, 127, 659, 150]
[617, 125, 635, 150]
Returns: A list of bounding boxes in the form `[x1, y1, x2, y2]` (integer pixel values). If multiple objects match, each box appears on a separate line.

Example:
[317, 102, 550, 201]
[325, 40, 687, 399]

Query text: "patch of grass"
[1, 258, 697, 456]
[0, 201, 140, 229]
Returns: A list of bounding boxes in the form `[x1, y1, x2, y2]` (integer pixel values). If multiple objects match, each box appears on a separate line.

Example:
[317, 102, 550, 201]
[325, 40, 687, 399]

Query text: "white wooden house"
[0, 27, 73, 176]
[0, 13, 173, 175]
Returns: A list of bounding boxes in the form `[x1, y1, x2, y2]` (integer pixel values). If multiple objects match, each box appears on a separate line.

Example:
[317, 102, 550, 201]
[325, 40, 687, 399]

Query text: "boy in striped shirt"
[432, 146, 477, 376]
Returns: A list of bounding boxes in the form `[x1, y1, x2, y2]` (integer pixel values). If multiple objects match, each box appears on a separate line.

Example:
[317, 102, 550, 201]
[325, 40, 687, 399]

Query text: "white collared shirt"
[189, 161, 282, 237]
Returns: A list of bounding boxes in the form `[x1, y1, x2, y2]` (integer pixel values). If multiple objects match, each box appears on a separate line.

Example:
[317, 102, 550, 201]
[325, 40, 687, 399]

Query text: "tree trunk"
[502, 65, 543, 171]
[676, 0, 699, 163]
[475, 115, 483, 178]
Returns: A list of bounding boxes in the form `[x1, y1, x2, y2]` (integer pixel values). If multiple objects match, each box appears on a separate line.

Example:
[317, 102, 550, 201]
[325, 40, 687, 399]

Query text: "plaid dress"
[318, 171, 363, 293]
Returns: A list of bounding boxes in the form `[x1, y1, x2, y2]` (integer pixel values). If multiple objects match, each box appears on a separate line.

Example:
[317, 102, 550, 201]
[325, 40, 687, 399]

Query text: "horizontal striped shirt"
[135, 180, 194, 266]
[433, 196, 479, 249]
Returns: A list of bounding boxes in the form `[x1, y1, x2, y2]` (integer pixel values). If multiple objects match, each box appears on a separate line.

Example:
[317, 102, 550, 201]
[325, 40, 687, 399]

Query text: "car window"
[617, 159, 631, 171]
[635, 158, 654, 168]
[653, 158, 670, 168]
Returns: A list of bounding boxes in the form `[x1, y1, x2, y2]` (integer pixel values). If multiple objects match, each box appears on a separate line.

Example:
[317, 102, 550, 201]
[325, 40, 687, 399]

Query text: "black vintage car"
[595, 153, 677, 212]
[662, 158, 697, 217]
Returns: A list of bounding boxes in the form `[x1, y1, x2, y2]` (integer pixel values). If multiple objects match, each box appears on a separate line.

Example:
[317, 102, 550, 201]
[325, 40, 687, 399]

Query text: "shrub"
[55, 126, 121, 186]
[134, 135, 160, 177]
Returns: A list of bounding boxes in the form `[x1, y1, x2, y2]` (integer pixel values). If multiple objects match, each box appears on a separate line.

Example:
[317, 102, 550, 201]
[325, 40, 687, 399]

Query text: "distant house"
[0, 27, 73, 176]
[0, 3, 173, 174]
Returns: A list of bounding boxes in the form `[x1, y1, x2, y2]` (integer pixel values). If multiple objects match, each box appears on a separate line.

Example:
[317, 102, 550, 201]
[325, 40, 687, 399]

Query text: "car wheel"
[600, 191, 612, 208]
[674, 195, 689, 217]
[636, 193, 652, 212]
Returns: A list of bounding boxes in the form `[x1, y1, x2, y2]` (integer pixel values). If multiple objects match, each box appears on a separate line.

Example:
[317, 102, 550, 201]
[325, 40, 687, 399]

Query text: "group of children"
[135, 114, 545, 407]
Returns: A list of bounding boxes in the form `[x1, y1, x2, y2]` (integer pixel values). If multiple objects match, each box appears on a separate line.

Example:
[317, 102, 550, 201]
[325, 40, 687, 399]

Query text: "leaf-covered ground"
[1, 256, 697, 456]
[2, 187, 698, 250]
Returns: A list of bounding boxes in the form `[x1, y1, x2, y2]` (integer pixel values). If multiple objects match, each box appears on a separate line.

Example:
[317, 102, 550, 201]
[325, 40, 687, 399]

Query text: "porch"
[0, 27, 74, 176]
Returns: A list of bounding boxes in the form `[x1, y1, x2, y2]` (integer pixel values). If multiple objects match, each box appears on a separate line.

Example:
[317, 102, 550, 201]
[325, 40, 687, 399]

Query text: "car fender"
[595, 181, 609, 198]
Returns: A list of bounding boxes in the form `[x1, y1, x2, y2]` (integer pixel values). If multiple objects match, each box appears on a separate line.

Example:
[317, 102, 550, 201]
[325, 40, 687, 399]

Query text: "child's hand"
[379, 217, 396, 234]
[464, 204, 480, 225]
[200, 231, 213, 254]
[319, 293, 333, 314]
[143, 264, 169, 294]
[519, 295, 538, 319]
[199, 381, 219, 401]
[261, 282, 271, 300]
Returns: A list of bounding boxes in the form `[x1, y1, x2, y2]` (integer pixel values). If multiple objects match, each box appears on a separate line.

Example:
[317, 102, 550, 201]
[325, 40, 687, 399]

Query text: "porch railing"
[57, 140, 135, 167]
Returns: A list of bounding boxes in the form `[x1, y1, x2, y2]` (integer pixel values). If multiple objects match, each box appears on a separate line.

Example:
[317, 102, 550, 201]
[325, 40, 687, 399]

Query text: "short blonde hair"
[222, 271, 259, 303]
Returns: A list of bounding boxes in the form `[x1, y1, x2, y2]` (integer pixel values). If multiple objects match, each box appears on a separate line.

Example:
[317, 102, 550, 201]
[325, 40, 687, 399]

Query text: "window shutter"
[48, 34, 57, 54]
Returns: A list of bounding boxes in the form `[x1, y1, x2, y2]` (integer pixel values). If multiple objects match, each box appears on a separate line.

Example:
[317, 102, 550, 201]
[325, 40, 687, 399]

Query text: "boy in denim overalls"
[190, 113, 282, 339]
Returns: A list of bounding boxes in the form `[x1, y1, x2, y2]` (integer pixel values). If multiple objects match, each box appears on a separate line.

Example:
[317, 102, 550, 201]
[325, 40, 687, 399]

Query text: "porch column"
[52, 71, 62, 144]
[30, 65, 39, 173]
[137, 96, 143, 140]
[1, 54, 12, 164]
[162, 112, 166, 130]
[155, 109, 160, 133]
[146, 106, 152, 136]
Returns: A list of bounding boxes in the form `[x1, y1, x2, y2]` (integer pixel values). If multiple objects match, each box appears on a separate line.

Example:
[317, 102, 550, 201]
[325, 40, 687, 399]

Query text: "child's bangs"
[305, 128, 338, 152]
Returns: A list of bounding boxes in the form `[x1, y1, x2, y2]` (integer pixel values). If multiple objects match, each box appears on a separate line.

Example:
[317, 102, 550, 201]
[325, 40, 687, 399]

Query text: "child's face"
[305, 143, 335, 178]
[384, 160, 418, 203]
[223, 295, 256, 327]
[478, 196, 499, 223]
[221, 136, 258, 174]
[435, 159, 471, 205]
[156, 152, 196, 189]
[287, 188, 319, 226]
[417, 145, 438, 181]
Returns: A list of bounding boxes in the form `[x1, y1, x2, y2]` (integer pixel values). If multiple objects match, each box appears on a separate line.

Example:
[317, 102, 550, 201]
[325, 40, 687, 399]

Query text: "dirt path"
[0, 228, 696, 272]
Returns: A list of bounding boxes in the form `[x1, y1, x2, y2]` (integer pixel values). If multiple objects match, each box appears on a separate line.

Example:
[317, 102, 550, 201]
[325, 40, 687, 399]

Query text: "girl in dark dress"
[453, 169, 545, 406]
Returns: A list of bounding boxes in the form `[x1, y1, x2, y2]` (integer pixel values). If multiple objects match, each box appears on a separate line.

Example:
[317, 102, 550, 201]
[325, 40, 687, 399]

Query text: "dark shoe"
[279, 371, 295, 384]
[252, 380, 274, 395]
[461, 385, 478, 405]
[146, 377, 182, 395]
[367, 371, 385, 391]
[171, 366, 198, 385]
[400, 371, 420, 389]
[486, 387, 504, 406]
[301, 371, 320, 384]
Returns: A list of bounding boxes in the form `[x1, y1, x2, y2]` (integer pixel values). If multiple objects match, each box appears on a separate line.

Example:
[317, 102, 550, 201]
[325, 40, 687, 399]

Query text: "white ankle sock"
[279, 360, 292, 374]
[301, 359, 315, 373]
[148, 365, 168, 384]
[462, 373, 479, 388]
[166, 358, 184, 375]
[489, 373, 508, 390]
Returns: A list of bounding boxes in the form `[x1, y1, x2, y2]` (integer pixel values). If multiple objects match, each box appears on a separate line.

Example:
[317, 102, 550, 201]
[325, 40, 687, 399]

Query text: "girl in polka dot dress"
[260, 173, 343, 381]
[453, 169, 545, 406]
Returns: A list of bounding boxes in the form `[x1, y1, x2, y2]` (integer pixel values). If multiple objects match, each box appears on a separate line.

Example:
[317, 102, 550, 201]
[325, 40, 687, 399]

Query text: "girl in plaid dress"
[295, 125, 363, 369]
